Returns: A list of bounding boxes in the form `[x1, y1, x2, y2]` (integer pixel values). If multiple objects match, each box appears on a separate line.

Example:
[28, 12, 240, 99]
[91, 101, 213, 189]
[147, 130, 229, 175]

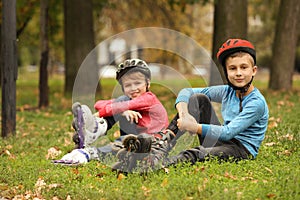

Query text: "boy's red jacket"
[94, 92, 169, 134]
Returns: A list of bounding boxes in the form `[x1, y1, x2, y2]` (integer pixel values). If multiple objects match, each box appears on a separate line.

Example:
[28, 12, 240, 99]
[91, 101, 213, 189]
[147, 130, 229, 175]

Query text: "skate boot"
[112, 133, 153, 173]
[72, 102, 107, 148]
[152, 129, 176, 151]
[122, 133, 152, 153]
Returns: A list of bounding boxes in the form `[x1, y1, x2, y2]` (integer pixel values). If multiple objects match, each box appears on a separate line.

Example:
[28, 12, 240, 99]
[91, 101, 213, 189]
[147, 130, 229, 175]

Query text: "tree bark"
[0, 24, 2, 87]
[39, 0, 49, 108]
[64, 0, 98, 97]
[269, 0, 300, 90]
[210, 0, 248, 85]
[1, 0, 17, 137]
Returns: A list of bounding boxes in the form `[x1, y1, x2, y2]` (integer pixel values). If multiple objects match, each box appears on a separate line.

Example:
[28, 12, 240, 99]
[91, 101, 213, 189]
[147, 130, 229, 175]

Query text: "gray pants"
[95, 95, 139, 158]
[113, 94, 252, 172]
[165, 93, 251, 166]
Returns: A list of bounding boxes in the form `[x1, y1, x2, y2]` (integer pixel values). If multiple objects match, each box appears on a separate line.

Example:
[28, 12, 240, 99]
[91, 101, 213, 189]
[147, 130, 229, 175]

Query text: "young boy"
[165, 38, 269, 165]
[113, 39, 269, 172]
[53, 59, 171, 165]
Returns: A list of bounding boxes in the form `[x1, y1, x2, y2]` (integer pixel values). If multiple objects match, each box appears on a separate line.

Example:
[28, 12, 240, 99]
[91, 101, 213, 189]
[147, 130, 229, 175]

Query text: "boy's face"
[225, 54, 257, 88]
[121, 72, 150, 99]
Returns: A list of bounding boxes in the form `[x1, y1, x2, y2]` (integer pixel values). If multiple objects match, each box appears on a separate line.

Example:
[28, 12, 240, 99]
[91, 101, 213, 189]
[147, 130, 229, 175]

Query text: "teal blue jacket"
[176, 85, 269, 158]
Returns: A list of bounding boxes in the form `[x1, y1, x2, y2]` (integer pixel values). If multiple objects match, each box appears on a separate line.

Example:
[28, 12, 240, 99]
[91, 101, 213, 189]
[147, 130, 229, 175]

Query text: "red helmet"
[217, 39, 256, 67]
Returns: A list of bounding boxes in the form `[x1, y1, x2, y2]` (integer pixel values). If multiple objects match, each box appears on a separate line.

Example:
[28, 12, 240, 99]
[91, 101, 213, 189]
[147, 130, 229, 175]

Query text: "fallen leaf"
[45, 147, 62, 159]
[281, 134, 294, 141]
[251, 179, 259, 183]
[161, 178, 168, 187]
[268, 121, 278, 129]
[72, 168, 79, 175]
[283, 150, 292, 156]
[48, 183, 62, 189]
[277, 101, 284, 106]
[141, 185, 151, 196]
[35, 177, 46, 188]
[276, 149, 292, 156]
[96, 172, 106, 178]
[114, 130, 120, 139]
[264, 167, 273, 174]
[241, 176, 255, 181]
[117, 172, 126, 180]
[264, 142, 276, 147]
[194, 166, 205, 173]
[224, 172, 237, 180]
[267, 193, 276, 198]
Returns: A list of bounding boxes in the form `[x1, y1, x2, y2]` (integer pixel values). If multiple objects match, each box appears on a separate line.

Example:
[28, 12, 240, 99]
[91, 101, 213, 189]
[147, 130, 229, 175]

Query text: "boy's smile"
[225, 54, 257, 89]
[121, 72, 150, 99]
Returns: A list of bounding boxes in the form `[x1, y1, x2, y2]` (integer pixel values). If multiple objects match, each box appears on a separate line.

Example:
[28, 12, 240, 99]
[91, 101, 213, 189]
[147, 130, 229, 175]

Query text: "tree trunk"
[1, 0, 17, 137]
[64, 0, 98, 98]
[0, 24, 2, 87]
[210, 0, 248, 85]
[39, 0, 49, 108]
[269, 0, 300, 90]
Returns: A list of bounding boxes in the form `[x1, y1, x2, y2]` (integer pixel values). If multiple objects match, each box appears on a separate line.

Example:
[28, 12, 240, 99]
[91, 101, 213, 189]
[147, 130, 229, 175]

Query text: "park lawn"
[0, 71, 299, 200]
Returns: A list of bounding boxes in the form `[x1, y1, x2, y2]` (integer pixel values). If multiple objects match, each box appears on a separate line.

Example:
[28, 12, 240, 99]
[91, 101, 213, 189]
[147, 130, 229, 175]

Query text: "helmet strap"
[226, 75, 254, 112]
[146, 79, 150, 92]
[238, 92, 243, 112]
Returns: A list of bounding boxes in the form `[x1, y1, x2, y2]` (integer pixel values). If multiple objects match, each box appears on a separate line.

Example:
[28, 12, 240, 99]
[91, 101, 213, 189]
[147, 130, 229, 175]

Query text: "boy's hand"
[122, 110, 142, 123]
[177, 113, 199, 134]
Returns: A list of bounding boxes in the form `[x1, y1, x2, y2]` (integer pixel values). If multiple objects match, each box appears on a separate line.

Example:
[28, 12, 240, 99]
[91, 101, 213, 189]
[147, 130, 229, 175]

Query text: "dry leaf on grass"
[45, 147, 62, 159]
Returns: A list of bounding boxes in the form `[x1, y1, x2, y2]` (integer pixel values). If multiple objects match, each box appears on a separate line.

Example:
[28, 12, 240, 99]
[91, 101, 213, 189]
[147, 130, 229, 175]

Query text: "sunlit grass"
[0, 69, 299, 199]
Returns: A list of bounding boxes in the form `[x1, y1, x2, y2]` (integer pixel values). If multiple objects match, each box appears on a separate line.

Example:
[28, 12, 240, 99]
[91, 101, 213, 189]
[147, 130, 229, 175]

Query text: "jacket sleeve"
[96, 92, 156, 117]
[201, 98, 266, 141]
[94, 99, 113, 110]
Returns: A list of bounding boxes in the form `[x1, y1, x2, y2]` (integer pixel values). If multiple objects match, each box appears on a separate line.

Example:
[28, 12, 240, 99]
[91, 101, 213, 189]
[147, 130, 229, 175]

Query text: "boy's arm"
[175, 86, 226, 105]
[175, 102, 202, 134]
[94, 99, 113, 110]
[202, 99, 267, 141]
[174, 86, 228, 134]
[97, 92, 157, 117]
[175, 102, 188, 118]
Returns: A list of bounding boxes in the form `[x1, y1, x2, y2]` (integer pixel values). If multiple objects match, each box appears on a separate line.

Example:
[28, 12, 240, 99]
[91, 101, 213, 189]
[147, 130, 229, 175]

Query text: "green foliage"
[0, 72, 299, 199]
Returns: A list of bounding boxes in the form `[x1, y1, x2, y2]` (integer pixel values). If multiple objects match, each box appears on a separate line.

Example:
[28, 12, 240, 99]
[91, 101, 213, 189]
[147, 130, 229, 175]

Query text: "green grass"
[0, 71, 299, 199]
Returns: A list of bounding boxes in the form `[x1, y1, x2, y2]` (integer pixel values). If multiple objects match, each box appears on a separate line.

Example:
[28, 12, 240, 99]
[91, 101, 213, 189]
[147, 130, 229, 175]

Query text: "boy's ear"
[146, 79, 151, 89]
[252, 65, 258, 76]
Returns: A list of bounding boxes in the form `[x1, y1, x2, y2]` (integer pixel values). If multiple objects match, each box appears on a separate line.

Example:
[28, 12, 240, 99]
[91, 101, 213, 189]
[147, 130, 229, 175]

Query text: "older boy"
[166, 38, 269, 165]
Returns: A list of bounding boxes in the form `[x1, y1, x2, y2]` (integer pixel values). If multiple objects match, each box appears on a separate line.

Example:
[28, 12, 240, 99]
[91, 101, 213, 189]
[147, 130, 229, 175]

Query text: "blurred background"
[1, 0, 299, 139]
[1, 0, 300, 102]
[2, 0, 299, 91]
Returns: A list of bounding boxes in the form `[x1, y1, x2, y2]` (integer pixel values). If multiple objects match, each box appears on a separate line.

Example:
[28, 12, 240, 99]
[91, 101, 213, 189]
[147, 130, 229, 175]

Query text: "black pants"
[104, 95, 139, 136]
[166, 94, 251, 165]
[105, 115, 138, 136]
